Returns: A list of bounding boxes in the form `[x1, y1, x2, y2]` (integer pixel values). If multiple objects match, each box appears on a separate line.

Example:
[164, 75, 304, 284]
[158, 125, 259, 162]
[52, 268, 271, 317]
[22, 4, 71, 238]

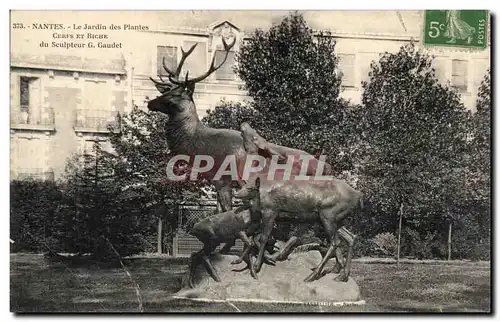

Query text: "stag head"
[148, 37, 236, 117]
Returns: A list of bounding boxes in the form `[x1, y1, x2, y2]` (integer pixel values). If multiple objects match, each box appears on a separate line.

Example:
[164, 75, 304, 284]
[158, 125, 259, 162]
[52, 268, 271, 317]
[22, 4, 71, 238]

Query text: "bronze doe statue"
[235, 123, 363, 282]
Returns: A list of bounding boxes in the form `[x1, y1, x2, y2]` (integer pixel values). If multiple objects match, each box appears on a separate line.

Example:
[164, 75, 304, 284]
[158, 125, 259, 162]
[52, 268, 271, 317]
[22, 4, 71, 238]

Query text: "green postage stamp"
[423, 10, 489, 49]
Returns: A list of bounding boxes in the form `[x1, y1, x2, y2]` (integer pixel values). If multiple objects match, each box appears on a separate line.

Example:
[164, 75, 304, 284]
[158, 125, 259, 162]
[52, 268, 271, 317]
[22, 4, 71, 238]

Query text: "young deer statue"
[235, 123, 362, 282]
[186, 177, 266, 288]
[147, 39, 334, 253]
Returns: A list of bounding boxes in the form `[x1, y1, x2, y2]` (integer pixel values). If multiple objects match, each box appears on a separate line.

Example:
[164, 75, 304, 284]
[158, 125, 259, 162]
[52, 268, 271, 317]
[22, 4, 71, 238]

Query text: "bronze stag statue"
[147, 37, 334, 253]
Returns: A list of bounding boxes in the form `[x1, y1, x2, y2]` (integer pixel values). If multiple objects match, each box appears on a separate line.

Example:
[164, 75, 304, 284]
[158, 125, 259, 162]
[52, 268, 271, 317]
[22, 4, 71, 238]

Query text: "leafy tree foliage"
[356, 42, 472, 257]
[203, 12, 356, 173]
[236, 12, 343, 131]
[470, 71, 491, 214]
[464, 70, 491, 258]
[59, 143, 155, 257]
[10, 179, 64, 252]
[203, 100, 259, 131]
[203, 14, 490, 260]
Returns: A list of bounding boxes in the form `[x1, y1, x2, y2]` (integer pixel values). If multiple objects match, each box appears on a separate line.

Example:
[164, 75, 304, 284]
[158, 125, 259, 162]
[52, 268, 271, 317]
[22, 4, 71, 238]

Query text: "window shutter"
[157, 46, 177, 77]
[338, 54, 356, 87]
[452, 59, 468, 92]
[215, 51, 235, 81]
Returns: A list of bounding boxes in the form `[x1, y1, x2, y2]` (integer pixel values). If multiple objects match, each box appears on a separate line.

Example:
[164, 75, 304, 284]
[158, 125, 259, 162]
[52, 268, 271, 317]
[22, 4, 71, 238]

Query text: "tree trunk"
[396, 202, 404, 268]
[447, 221, 452, 261]
[157, 217, 163, 255]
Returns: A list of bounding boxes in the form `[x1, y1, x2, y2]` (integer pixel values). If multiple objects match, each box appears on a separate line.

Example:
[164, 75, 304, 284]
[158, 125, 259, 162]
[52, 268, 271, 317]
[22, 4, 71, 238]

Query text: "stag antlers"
[150, 36, 236, 89]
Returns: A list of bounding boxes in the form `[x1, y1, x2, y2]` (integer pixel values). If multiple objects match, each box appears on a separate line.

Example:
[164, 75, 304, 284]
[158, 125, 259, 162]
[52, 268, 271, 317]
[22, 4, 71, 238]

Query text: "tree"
[357, 42, 471, 260]
[470, 70, 491, 216]
[60, 143, 155, 257]
[463, 70, 491, 259]
[431, 70, 491, 260]
[203, 100, 259, 131]
[203, 12, 357, 173]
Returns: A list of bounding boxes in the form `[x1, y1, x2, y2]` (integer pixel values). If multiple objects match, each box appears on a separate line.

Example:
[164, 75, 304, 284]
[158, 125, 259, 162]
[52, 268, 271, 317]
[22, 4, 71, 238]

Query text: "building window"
[17, 76, 42, 125]
[215, 50, 235, 81]
[14, 137, 53, 180]
[82, 139, 114, 175]
[80, 139, 95, 168]
[75, 80, 117, 131]
[83, 80, 109, 111]
[338, 54, 356, 87]
[157, 46, 177, 77]
[19, 76, 40, 111]
[83, 139, 113, 155]
[452, 59, 468, 92]
[20, 77, 30, 111]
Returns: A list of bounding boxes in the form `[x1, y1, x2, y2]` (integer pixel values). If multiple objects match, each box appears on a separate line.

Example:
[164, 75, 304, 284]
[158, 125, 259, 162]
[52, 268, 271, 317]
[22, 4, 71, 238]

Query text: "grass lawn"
[10, 253, 491, 313]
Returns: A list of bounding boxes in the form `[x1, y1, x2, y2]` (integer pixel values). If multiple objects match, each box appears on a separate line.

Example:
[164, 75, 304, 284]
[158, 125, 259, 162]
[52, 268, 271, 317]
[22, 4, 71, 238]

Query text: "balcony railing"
[74, 109, 121, 133]
[10, 106, 55, 131]
[14, 169, 55, 181]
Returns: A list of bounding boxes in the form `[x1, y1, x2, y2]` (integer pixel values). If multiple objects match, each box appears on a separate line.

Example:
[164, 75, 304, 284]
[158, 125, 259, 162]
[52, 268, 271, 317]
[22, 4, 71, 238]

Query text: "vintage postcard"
[9, 10, 491, 313]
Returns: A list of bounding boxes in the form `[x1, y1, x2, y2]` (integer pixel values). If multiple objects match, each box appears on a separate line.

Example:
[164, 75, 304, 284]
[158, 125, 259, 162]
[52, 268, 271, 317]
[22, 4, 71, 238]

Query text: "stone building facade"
[10, 55, 128, 181]
[10, 10, 491, 180]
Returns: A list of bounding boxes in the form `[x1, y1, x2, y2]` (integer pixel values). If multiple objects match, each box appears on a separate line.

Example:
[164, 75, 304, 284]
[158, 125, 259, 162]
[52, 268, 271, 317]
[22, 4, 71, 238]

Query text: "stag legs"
[334, 227, 356, 282]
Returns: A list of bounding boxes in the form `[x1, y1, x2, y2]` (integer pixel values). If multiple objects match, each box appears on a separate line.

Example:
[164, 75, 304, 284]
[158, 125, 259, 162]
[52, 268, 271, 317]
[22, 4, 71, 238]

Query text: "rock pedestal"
[173, 251, 361, 304]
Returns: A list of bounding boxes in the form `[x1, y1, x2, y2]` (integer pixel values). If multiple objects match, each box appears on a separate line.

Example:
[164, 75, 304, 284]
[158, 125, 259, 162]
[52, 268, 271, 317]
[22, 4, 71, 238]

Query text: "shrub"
[371, 232, 397, 257]
[10, 180, 64, 253]
[352, 235, 374, 258]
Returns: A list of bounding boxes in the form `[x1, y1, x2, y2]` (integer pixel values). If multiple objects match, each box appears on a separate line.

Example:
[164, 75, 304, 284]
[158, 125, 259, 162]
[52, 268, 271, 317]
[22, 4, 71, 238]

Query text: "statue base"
[173, 251, 361, 304]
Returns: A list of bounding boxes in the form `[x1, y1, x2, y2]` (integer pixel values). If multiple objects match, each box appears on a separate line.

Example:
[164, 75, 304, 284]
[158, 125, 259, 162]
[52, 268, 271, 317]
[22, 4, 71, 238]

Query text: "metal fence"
[74, 109, 120, 132]
[10, 107, 55, 127]
[172, 201, 245, 257]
